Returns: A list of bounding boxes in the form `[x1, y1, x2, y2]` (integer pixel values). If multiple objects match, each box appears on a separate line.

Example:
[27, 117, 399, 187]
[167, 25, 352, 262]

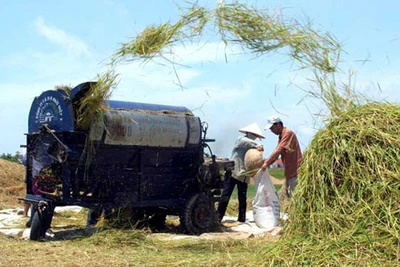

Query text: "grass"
[268, 168, 285, 179]
[0, 227, 278, 266]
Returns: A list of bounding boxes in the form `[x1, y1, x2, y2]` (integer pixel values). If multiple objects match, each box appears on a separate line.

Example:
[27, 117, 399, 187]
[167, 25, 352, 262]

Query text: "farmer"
[261, 116, 302, 198]
[217, 123, 264, 222]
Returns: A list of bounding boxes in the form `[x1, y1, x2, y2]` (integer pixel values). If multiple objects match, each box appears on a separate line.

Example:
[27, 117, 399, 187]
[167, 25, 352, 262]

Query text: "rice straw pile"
[262, 102, 400, 265]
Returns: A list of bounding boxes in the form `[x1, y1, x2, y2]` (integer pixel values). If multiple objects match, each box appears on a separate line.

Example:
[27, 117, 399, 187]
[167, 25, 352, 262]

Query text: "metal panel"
[91, 110, 201, 147]
[186, 116, 201, 145]
[28, 90, 74, 133]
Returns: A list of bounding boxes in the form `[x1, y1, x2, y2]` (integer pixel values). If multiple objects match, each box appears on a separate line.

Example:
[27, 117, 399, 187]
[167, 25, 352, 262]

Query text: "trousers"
[217, 171, 248, 222]
[285, 176, 298, 198]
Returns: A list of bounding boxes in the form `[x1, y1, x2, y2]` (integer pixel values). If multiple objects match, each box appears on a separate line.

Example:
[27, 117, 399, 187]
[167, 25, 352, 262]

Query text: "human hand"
[261, 161, 268, 171]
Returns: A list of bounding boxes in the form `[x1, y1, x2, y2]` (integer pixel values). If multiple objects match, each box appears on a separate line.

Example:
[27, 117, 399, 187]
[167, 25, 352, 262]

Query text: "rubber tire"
[30, 209, 47, 241]
[180, 193, 216, 235]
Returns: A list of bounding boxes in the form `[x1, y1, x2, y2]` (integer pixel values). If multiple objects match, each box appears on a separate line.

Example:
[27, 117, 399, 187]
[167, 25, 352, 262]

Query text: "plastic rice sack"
[252, 169, 280, 230]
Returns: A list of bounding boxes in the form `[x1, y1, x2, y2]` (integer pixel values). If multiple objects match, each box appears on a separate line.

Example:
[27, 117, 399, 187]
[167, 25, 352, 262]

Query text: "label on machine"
[89, 110, 201, 147]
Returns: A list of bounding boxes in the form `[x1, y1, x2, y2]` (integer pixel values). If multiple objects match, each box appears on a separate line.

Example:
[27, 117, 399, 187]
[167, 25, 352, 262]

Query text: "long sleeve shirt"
[231, 136, 262, 183]
[265, 127, 302, 179]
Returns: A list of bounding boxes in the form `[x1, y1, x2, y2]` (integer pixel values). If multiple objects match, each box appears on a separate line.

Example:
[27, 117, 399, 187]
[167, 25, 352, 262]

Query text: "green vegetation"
[268, 168, 285, 179]
[276, 102, 400, 265]
[0, 152, 22, 163]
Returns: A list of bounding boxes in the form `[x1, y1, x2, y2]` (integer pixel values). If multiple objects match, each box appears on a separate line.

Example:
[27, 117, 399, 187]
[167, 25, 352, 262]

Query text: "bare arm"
[261, 130, 295, 170]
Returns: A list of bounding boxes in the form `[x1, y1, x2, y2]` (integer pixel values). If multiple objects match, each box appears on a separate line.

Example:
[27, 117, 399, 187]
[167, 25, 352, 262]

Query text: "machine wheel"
[30, 208, 47, 241]
[180, 193, 216, 235]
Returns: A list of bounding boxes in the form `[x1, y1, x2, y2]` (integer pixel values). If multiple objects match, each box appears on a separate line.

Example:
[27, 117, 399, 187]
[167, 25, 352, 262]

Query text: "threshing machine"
[21, 82, 233, 240]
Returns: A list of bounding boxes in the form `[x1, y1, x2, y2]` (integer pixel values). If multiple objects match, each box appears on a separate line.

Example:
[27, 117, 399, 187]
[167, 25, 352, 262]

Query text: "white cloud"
[34, 17, 90, 57]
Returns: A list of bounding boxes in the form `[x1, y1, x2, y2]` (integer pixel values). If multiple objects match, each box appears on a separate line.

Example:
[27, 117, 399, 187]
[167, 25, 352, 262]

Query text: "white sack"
[252, 170, 280, 230]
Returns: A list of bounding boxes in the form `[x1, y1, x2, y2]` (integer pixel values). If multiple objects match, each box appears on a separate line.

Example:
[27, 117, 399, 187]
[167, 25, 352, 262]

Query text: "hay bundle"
[112, 6, 208, 63]
[114, 24, 179, 60]
[284, 102, 400, 246]
[244, 149, 263, 176]
[54, 84, 73, 95]
[216, 3, 339, 72]
[75, 71, 118, 131]
[111, 3, 340, 73]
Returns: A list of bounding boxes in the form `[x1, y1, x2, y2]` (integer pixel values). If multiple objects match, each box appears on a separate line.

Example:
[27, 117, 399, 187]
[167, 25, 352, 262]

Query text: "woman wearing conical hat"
[217, 123, 264, 223]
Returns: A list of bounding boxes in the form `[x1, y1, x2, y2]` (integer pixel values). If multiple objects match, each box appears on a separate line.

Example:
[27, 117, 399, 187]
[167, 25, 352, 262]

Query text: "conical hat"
[239, 123, 265, 139]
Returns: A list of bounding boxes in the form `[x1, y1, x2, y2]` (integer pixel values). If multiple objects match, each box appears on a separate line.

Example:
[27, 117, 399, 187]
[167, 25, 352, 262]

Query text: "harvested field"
[0, 159, 25, 209]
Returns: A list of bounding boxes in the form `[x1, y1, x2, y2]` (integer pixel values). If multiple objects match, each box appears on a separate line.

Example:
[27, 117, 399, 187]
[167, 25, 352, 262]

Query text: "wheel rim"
[181, 193, 216, 235]
[192, 198, 211, 229]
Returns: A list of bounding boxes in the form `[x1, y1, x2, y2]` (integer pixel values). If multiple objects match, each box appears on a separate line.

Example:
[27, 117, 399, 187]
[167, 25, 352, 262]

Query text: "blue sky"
[1, 0, 399, 158]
